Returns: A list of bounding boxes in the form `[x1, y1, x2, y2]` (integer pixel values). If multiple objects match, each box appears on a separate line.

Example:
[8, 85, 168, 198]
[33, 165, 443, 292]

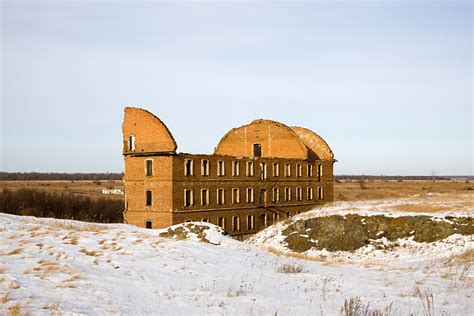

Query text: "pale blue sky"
[1, 1, 472, 175]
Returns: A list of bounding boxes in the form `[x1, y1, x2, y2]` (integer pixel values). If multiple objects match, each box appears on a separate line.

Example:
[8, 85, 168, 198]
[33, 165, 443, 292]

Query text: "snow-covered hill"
[247, 196, 473, 264]
[0, 200, 472, 315]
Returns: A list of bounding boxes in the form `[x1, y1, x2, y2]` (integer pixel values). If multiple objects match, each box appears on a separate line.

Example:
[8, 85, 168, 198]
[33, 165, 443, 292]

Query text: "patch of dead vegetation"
[42, 301, 61, 313]
[62, 234, 79, 245]
[388, 204, 446, 213]
[132, 239, 143, 245]
[22, 225, 42, 232]
[444, 248, 474, 267]
[97, 239, 107, 245]
[99, 241, 122, 252]
[79, 248, 103, 257]
[1, 292, 10, 304]
[8, 302, 21, 316]
[335, 179, 474, 202]
[276, 264, 305, 274]
[4, 248, 23, 256]
[48, 222, 107, 233]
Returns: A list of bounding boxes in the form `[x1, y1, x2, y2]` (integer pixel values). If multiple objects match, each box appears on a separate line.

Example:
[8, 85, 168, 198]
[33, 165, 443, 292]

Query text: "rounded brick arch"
[290, 126, 334, 160]
[122, 107, 177, 154]
[214, 119, 309, 159]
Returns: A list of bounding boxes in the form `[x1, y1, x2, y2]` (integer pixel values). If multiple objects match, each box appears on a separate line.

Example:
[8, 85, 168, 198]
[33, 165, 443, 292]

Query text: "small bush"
[341, 297, 369, 316]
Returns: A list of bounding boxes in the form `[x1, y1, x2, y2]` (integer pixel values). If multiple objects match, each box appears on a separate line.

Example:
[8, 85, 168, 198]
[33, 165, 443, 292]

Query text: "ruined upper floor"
[122, 107, 334, 161]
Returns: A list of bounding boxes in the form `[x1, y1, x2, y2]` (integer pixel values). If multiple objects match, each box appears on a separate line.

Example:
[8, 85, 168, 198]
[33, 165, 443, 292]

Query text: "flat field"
[0, 180, 125, 200]
[334, 179, 473, 201]
[0, 179, 471, 202]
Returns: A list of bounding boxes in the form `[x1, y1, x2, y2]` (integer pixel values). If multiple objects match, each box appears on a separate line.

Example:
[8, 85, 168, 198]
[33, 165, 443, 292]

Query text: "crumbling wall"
[214, 119, 309, 159]
[122, 107, 177, 154]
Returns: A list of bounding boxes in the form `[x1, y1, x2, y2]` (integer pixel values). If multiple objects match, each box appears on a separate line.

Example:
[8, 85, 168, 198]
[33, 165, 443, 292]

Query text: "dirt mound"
[283, 215, 473, 252]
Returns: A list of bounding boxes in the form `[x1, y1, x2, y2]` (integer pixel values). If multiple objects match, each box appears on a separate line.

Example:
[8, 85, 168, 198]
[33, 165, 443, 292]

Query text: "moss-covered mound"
[282, 215, 473, 253]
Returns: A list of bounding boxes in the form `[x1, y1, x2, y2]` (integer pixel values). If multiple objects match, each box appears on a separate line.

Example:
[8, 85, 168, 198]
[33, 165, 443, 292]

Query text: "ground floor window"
[201, 189, 210, 205]
[272, 213, 279, 223]
[145, 220, 152, 229]
[232, 216, 240, 231]
[218, 217, 226, 229]
[184, 189, 193, 207]
[318, 187, 323, 200]
[247, 215, 255, 230]
[272, 187, 279, 202]
[297, 187, 303, 201]
[259, 213, 267, 230]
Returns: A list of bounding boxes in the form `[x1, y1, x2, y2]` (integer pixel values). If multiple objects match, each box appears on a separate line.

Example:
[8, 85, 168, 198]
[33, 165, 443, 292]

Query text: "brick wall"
[123, 155, 174, 228]
[122, 107, 335, 236]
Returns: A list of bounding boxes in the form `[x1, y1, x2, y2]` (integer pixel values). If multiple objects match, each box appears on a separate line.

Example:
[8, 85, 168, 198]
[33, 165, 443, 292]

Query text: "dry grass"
[97, 239, 107, 245]
[263, 246, 343, 265]
[79, 248, 103, 257]
[388, 204, 447, 213]
[9, 282, 20, 290]
[33, 260, 80, 282]
[1, 293, 10, 304]
[444, 248, 474, 267]
[341, 297, 369, 316]
[0, 179, 124, 200]
[42, 301, 61, 314]
[276, 264, 305, 274]
[63, 234, 79, 245]
[50, 222, 106, 233]
[8, 302, 21, 316]
[335, 180, 473, 202]
[5, 248, 23, 256]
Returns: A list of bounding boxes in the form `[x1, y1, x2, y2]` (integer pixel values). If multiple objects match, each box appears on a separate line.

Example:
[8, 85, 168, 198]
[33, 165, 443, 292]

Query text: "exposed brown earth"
[283, 214, 474, 252]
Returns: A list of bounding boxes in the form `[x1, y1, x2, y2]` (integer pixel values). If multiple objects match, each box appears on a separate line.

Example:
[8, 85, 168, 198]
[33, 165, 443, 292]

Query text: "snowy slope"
[247, 195, 474, 265]
[0, 209, 473, 315]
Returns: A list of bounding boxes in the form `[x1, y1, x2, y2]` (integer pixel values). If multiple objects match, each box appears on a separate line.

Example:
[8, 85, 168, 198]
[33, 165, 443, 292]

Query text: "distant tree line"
[0, 188, 123, 223]
[335, 175, 452, 181]
[0, 172, 123, 181]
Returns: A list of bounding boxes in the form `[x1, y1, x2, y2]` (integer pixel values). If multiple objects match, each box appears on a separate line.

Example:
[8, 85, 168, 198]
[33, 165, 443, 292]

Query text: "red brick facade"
[122, 107, 336, 239]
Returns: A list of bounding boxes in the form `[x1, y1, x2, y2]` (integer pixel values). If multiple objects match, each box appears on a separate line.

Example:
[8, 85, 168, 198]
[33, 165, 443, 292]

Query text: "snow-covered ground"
[0, 194, 473, 315]
[248, 194, 474, 264]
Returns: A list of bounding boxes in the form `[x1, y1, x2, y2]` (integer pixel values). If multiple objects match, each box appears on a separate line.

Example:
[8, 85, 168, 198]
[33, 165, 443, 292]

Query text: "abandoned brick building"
[122, 107, 335, 239]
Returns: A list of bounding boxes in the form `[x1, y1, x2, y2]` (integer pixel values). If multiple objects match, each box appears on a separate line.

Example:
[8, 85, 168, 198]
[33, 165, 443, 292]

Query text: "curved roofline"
[214, 119, 309, 157]
[124, 106, 178, 151]
[290, 125, 334, 160]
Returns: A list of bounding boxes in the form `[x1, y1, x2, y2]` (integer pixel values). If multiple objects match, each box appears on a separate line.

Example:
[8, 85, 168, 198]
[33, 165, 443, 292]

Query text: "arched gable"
[122, 107, 177, 154]
[290, 126, 334, 160]
[214, 119, 309, 159]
